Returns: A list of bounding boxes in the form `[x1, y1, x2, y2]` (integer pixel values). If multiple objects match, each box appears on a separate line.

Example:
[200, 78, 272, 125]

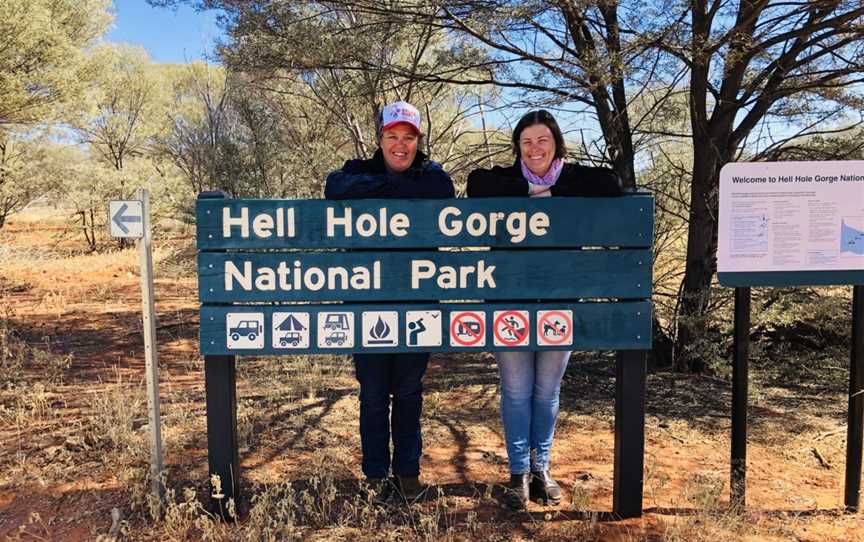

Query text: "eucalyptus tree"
[153, 0, 864, 370]
[0, 0, 112, 127]
[0, 0, 111, 229]
[663, 1, 864, 369]
[73, 45, 171, 184]
[0, 129, 56, 229]
[151, 0, 500, 183]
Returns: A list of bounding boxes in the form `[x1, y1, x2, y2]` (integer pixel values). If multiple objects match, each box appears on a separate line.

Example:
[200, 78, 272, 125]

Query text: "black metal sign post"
[731, 287, 750, 506]
[728, 284, 864, 512]
[613, 350, 647, 518]
[846, 285, 864, 512]
[205, 354, 239, 517]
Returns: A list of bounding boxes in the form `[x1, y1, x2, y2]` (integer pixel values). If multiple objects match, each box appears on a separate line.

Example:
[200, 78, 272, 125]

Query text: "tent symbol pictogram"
[276, 314, 307, 331]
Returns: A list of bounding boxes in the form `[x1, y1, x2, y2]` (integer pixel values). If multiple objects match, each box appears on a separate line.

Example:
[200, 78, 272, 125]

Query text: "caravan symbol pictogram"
[449, 310, 486, 347]
[493, 310, 530, 347]
[362, 311, 398, 347]
[317, 312, 354, 348]
[536, 310, 573, 346]
[272, 312, 310, 349]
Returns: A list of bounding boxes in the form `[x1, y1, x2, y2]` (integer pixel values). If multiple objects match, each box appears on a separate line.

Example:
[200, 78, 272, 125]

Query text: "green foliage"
[0, 128, 63, 227]
[0, 0, 112, 126]
[74, 44, 173, 173]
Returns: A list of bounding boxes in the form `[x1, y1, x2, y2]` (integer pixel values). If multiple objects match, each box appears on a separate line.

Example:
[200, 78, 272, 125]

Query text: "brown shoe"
[392, 475, 427, 502]
[503, 473, 531, 510]
[529, 470, 562, 505]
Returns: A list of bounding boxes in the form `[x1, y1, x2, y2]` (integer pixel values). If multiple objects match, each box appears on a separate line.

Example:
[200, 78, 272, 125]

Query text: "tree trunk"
[649, 315, 674, 371]
[675, 143, 720, 372]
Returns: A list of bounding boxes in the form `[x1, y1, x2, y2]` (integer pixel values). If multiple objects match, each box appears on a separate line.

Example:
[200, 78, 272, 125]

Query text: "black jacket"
[466, 160, 623, 197]
[325, 148, 455, 200]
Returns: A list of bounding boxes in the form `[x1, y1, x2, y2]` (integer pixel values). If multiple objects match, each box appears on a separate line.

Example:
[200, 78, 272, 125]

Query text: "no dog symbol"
[493, 310, 529, 347]
[537, 310, 573, 346]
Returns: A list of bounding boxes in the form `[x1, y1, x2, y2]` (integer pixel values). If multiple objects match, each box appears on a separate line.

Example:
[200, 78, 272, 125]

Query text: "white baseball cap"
[380, 101, 422, 134]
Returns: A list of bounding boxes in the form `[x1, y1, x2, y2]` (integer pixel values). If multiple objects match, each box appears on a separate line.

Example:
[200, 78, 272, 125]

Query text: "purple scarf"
[521, 157, 563, 186]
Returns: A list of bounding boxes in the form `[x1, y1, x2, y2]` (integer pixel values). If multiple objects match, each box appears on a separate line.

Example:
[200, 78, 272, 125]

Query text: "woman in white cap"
[467, 109, 623, 510]
[325, 101, 454, 503]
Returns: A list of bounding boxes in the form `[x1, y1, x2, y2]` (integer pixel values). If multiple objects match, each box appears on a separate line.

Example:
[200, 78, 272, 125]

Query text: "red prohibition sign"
[450, 311, 485, 346]
[538, 310, 573, 345]
[494, 311, 529, 346]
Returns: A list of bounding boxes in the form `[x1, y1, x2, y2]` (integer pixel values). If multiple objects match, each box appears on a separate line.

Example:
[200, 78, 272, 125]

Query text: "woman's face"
[380, 124, 419, 173]
[518, 123, 556, 177]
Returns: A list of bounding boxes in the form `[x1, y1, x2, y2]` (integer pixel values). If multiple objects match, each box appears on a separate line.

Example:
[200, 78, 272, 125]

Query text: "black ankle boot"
[530, 470, 562, 505]
[504, 473, 531, 510]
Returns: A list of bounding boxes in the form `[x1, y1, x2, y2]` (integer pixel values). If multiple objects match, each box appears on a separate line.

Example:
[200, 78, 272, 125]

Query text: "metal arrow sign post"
[108, 190, 164, 500]
[109, 200, 144, 238]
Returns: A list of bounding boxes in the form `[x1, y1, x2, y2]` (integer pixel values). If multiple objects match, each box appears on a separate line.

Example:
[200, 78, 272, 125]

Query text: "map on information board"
[718, 161, 864, 274]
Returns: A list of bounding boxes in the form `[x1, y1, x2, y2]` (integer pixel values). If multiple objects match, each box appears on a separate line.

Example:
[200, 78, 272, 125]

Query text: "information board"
[718, 161, 864, 286]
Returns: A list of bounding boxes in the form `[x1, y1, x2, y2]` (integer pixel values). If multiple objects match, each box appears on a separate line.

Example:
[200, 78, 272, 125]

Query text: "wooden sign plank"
[198, 249, 652, 303]
[196, 196, 654, 250]
[200, 301, 652, 355]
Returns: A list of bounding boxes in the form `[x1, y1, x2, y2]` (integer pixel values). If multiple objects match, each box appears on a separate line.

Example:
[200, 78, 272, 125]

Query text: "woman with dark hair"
[467, 110, 623, 510]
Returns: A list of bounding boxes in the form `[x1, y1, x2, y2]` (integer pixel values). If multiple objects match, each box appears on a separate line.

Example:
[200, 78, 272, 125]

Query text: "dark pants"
[354, 352, 429, 478]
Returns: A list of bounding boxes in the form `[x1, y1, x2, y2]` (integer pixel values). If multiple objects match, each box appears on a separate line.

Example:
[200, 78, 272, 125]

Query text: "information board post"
[731, 287, 750, 506]
[846, 285, 864, 512]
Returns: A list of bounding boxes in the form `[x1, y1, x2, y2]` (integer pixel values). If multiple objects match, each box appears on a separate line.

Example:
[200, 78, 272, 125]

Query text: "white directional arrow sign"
[109, 200, 144, 238]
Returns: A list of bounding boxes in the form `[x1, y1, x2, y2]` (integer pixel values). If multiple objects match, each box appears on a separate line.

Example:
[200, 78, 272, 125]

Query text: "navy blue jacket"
[325, 148, 455, 200]
[466, 160, 623, 197]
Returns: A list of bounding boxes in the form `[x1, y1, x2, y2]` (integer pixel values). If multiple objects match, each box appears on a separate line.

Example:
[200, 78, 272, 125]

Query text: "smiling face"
[518, 123, 557, 177]
[380, 123, 419, 174]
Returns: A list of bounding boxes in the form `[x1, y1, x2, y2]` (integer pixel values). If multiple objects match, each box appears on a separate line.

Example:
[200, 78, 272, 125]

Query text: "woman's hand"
[529, 183, 552, 197]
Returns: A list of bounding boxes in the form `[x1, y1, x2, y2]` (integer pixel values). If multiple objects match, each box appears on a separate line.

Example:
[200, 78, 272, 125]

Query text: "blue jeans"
[496, 350, 570, 474]
[354, 352, 429, 478]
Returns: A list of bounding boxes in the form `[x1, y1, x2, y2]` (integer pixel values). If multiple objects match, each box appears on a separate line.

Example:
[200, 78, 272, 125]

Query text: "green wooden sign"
[197, 195, 654, 355]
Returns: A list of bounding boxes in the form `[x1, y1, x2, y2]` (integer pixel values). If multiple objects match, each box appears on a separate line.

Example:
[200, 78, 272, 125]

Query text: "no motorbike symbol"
[493, 310, 530, 347]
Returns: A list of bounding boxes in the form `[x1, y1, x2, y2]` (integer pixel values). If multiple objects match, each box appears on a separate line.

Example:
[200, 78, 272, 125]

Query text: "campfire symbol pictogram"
[368, 315, 394, 344]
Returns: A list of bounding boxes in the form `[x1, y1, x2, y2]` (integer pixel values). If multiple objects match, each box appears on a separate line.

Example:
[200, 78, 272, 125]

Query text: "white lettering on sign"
[326, 207, 410, 238]
[224, 260, 381, 291]
[410, 259, 496, 289]
[437, 207, 550, 243]
[222, 207, 295, 239]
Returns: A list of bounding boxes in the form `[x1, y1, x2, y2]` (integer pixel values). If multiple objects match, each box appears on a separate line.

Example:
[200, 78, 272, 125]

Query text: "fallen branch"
[811, 447, 832, 469]
[814, 428, 844, 442]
